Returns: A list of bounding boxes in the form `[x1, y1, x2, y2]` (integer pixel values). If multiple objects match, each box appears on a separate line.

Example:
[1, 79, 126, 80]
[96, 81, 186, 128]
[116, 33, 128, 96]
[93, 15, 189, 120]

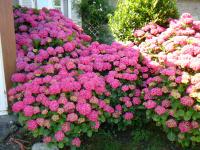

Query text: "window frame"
[68, 0, 72, 18]
[19, 0, 35, 8]
[0, 35, 8, 115]
[52, 0, 64, 14]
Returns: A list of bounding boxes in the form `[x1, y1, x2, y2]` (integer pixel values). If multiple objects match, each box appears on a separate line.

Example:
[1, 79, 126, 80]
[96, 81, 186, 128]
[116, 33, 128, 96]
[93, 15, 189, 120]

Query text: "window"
[19, 0, 66, 16]
[19, 0, 35, 8]
[35, 0, 52, 9]
[53, 0, 63, 13]
[54, 0, 61, 6]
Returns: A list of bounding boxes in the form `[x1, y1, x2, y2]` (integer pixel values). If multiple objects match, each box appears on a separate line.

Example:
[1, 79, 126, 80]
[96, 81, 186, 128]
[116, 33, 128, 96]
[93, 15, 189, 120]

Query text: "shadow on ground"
[79, 124, 199, 150]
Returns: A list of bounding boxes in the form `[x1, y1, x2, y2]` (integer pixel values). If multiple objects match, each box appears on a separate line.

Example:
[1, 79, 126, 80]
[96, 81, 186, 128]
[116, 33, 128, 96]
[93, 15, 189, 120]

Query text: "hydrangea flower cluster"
[137, 13, 200, 147]
[133, 22, 165, 44]
[9, 6, 200, 148]
[9, 6, 143, 148]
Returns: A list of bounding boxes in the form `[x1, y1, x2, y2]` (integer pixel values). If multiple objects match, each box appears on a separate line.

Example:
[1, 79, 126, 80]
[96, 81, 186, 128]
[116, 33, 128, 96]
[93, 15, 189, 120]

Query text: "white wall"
[36, 0, 53, 9]
[70, 0, 82, 26]
[19, 0, 34, 7]
[0, 34, 8, 115]
[177, 0, 200, 20]
[14, 0, 82, 25]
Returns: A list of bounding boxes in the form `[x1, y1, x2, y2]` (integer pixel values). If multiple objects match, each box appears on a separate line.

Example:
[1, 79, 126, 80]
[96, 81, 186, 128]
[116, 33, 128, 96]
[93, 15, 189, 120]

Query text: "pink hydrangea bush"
[9, 6, 142, 148]
[137, 13, 200, 147]
[133, 22, 165, 44]
[9, 6, 200, 148]
[76, 42, 145, 128]
[10, 7, 102, 148]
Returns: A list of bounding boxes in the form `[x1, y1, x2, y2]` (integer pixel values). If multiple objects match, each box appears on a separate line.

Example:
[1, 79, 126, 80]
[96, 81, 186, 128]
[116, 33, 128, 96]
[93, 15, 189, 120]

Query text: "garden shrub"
[108, 0, 179, 41]
[75, 0, 114, 43]
[10, 6, 144, 149]
[12, 6, 94, 149]
[138, 13, 200, 147]
[9, 6, 200, 149]
[133, 22, 166, 44]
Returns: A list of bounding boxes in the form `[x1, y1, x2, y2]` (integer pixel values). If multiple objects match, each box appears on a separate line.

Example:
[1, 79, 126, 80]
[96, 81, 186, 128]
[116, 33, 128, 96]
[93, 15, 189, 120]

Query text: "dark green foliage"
[75, 0, 114, 43]
[109, 0, 179, 41]
[80, 124, 183, 150]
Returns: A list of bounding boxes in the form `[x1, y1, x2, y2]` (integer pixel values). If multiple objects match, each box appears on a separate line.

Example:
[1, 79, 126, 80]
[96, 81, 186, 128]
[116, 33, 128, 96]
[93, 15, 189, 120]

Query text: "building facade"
[177, 0, 200, 20]
[13, 0, 81, 25]
[0, 1, 16, 115]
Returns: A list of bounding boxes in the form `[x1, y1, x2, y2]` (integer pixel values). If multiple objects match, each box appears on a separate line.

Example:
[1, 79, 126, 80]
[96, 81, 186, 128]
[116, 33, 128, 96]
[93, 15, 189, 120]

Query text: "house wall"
[19, 0, 34, 7]
[177, 0, 200, 19]
[63, 0, 68, 17]
[0, 0, 17, 115]
[36, 0, 53, 9]
[13, 0, 82, 25]
[13, 0, 19, 5]
[107, 0, 200, 20]
[71, 0, 82, 26]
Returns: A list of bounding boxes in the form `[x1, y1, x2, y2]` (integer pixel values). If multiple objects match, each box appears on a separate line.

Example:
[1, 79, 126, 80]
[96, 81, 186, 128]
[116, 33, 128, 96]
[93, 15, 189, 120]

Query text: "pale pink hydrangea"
[8, 88, 17, 96]
[58, 96, 68, 105]
[36, 118, 45, 126]
[12, 101, 24, 112]
[67, 113, 78, 122]
[191, 121, 199, 129]
[23, 96, 35, 105]
[150, 88, 163, 96]
[23, 105, 34, 117]
[33, 106, 40, 114]
[19, 25, 28, 31]
[80, 34, 92, 42]
[125, 100, 132, 108]
[43, 136, 52, 143]
[64, 102, 75, 112]
[47, 47, 56, 56]
[144, 100, 157, 109]
[98, 100, 106, 108]
[27, 120, 38, 131]
[122, 85, 129, 92]
[87, 110, 98, 122]
[134, 29, 145, 37]
[134, 89, 141, 97]
[115, 104, 122, 112]
[180, 96, 194, 107]
[11, 73, 26, 83]
[63, 42, 76, 52]
[161, 99, 171, 108]
[155, 106, 166, 115]
[62, 122, 71, 132]
[166, 119, 177, 128]
[71, 137, 81, 147]
[124, 112, 134, 120]
[76, 103, 92, 116]
[178, 121, 191, 133]
[92, 121, 100, 129]
[49, 83, 61, 95]
[54, 130, 65, 142]
[49, 100, 59, 112]
[103, 105, 114, 114]
[132, 97, 141, 105]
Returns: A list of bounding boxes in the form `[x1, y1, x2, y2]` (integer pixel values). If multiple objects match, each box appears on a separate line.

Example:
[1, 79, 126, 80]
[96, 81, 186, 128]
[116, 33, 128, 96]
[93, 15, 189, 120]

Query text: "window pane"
[36, 0, 49, 9]
[55, 7, 61, 11]
[54, 0, 61, 6]
[53, 5, 61, 11]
